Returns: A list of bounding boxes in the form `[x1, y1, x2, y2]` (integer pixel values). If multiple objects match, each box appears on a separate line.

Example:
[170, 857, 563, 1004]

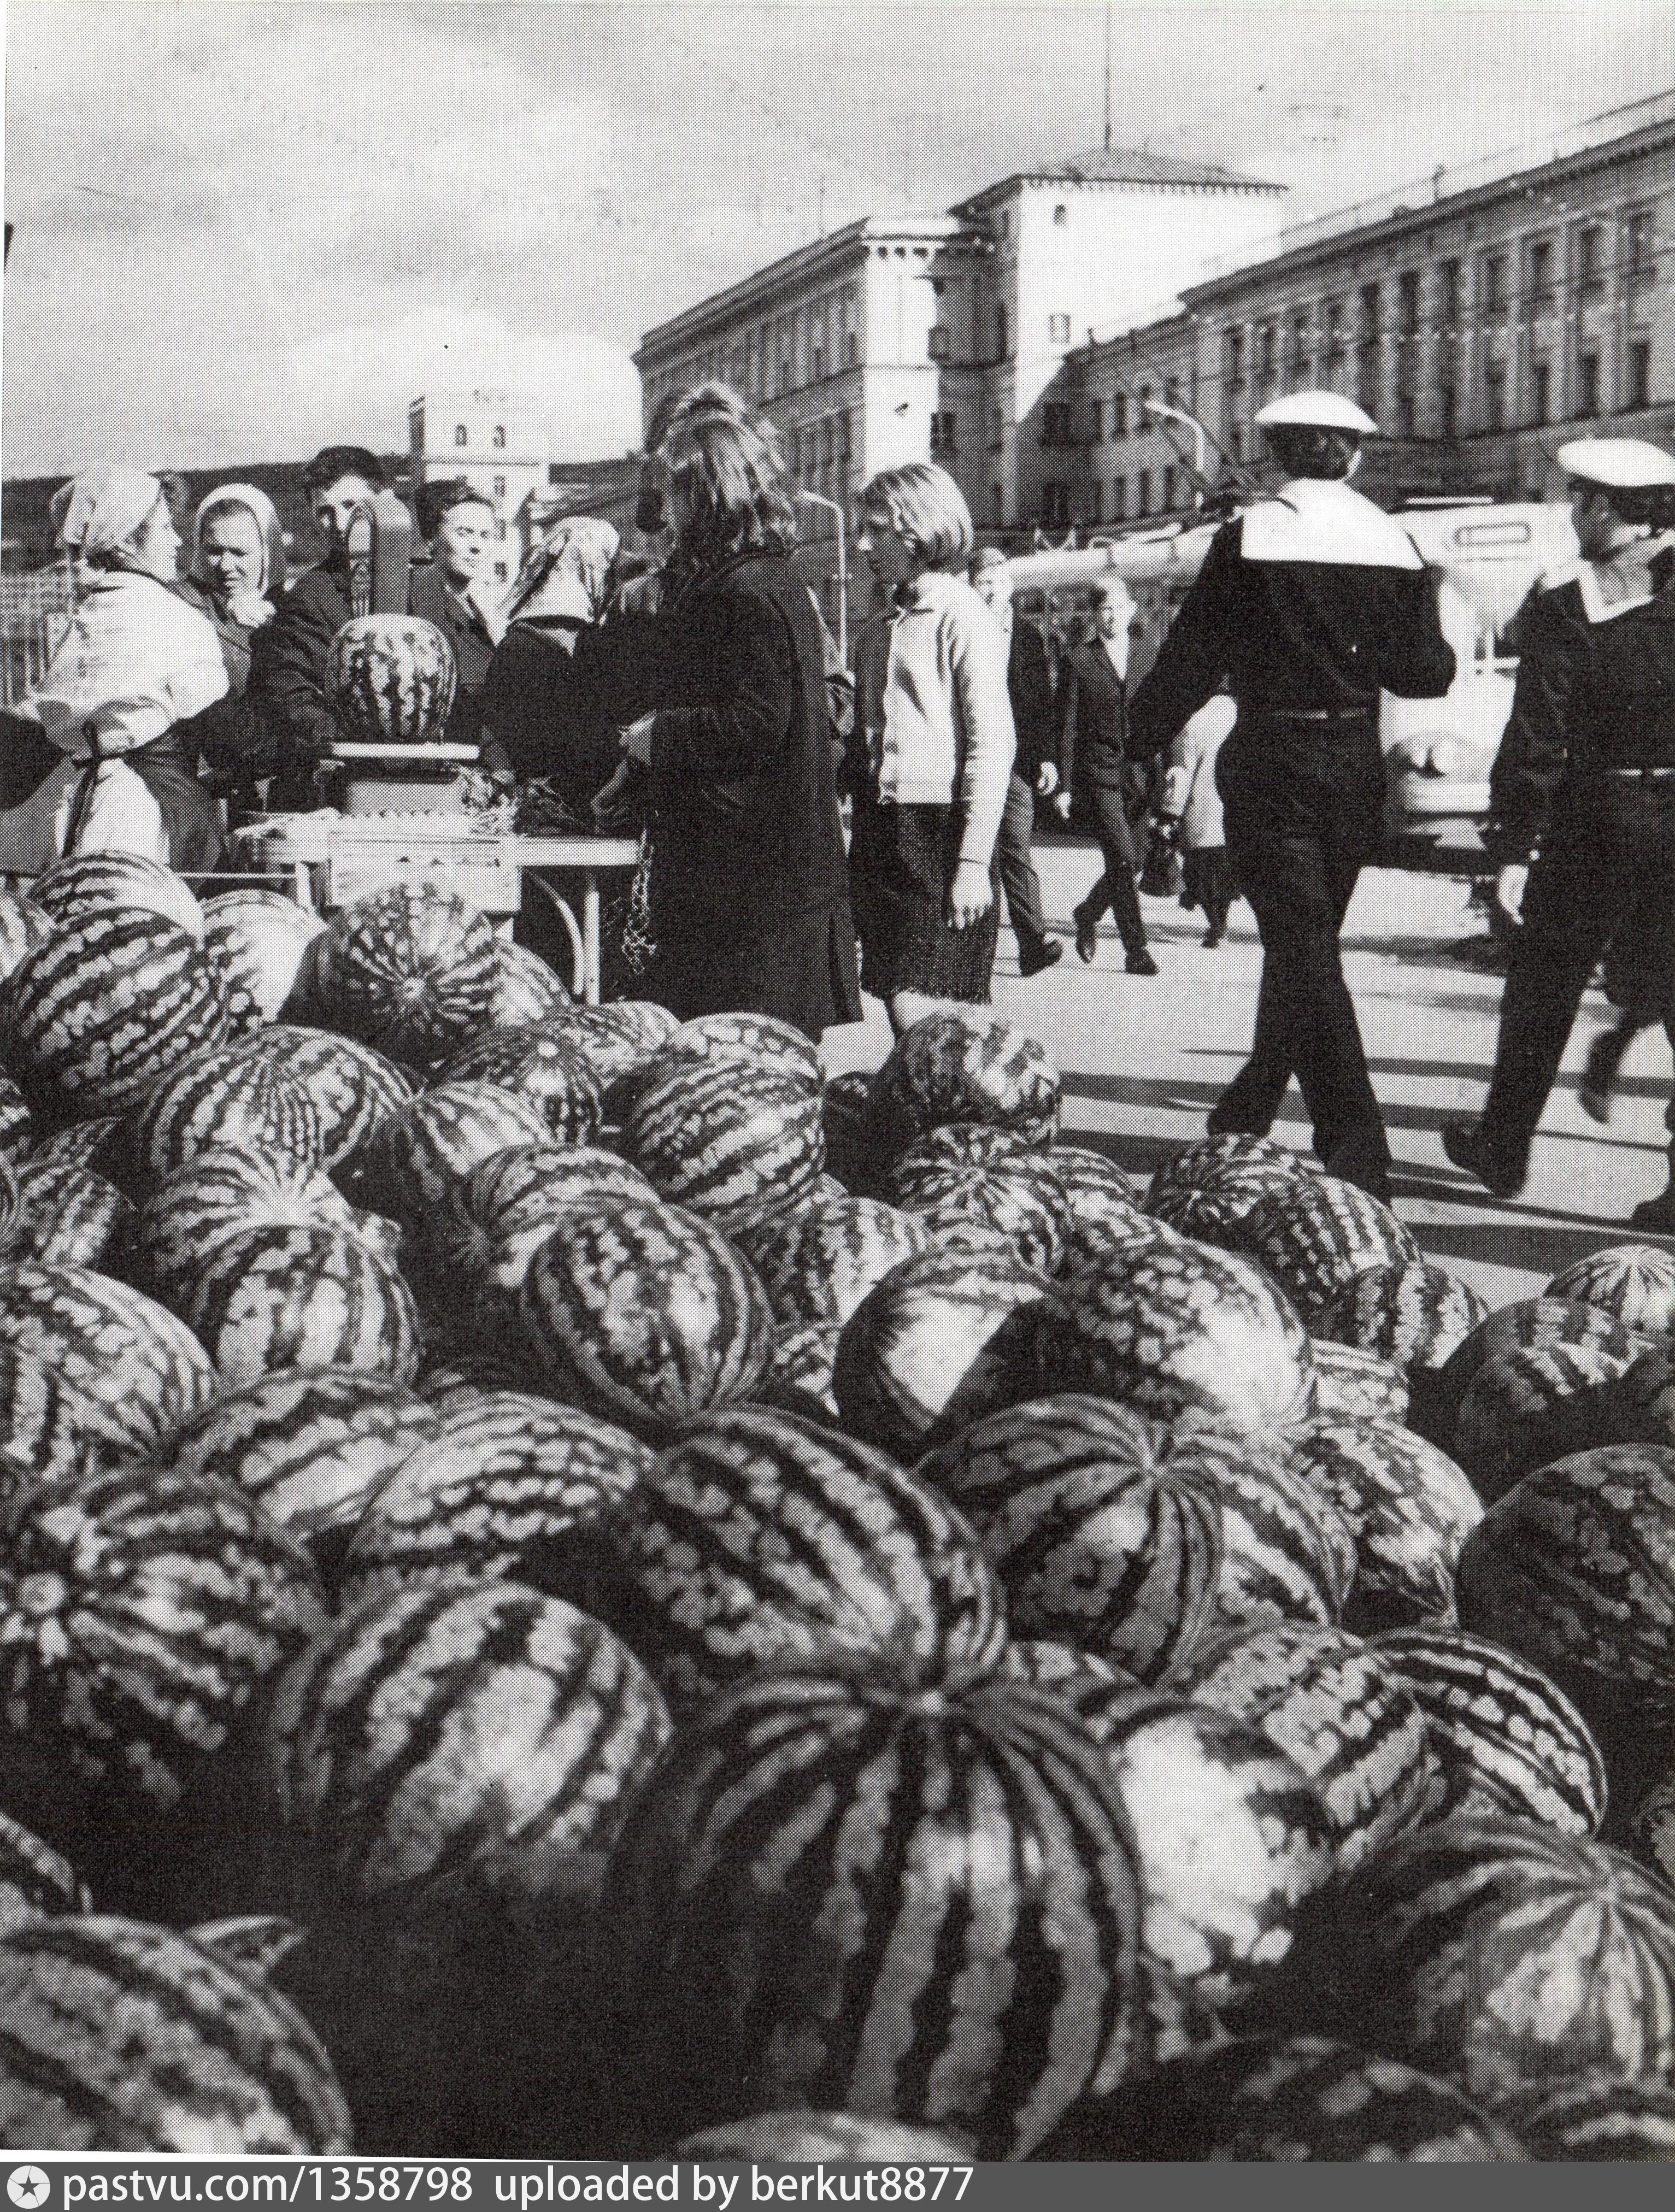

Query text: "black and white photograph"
[0, 0, 1671, 2172]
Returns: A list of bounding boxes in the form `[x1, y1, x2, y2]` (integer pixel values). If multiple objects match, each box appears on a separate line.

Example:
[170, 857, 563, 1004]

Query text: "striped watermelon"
[1043, 2034, 1524, 2160]
[1455, 1444, 1675, 1737]
[326, 613, 457, 744]
[888, 1123, 1072, 1274]
[163, 1367, 442, 1560]
[337, 1390, 651, 1605]
[519, 1197, 774, 1437]
[1492, 2074, 1675, 2161]
[831, 1245, 1059, 1460]
[366, 1079, 553, 1226]
[1455, 1342, 1635, 1501]
[1285, 1418, 1483, 1632]
[489, 937, 571, 1025]
[0, 1915, 351, 2150]
[1598, 1349, 1675, 1450]
[412, 1349, 532, 1409]
[596, 1406, 1006, 1708]
[1174, 1621, 1435, 1869]
[538, 1002, 681, 1102]
[1208, 1438, 1357, 1633]
[0, 1463, 325, 1854]
[640, 1009, 824, 1095]
[1312, 1256, 1490, 1376]
[678, 2114, 973, 2160]
[1549, 1245, 1675, 1339]
[245, 1024, 414, 1171]
[1028, 1238, 1317, 1438]
[0, 1259, 217, 1456]
[1059, 1187, 1184, 1276]
[266, 1578, 671, 1905]
[914, 1394, 1223, 1681]
[0, 887, 52, 981]
[1629, 1777, 1675, 1889]
[730, 1191, 930, 1331]
[1143, 1133, 1321, 1244]
[1068, 1687, 1336, 2012]
[26, 1113, 122, 1177]
[139, 1146, 402, 1309]
[130, 1042, 325, 1183]
[436, 1025, 603, 1146]
[310, 881, 497, 1071]
[31, 851, 205, 941]
[0, 908, 230, 1120]
[0, 1811, 90, 1935]
[820, 1067, 879, 1192]
[1374, 1625, 1606, 1835]
[202, 890, 326, 1023]
[0, 1342, 132, 1505]
[169, 1221, 421, 1389]
[1052, 1144, 1138, 1204]
[760, 1317, 843, 1425]
[0, 1071, 34, 1160]
[1325, 1813, 1675, 2098]
[1308, 1339, 1411, 1426]
[1000, 1639, 1139, 1693]
[622, 1057, 826, 1231]
[1432, 1296, 1660, 1445]
[428, 1140, 657, 1302]
[598, 1667, 1142, 2158]
[865, 1009, 1061, 1159]
[1, 1155, 133, 1273]
[1232, 1175, 1421, 1323]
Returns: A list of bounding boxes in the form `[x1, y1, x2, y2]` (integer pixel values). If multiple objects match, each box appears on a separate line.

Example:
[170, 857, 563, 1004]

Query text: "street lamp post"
[798, 490, 849, 664]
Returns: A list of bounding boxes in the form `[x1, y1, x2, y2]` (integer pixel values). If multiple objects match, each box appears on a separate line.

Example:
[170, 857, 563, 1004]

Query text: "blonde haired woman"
[850, 462, 1016, 1031]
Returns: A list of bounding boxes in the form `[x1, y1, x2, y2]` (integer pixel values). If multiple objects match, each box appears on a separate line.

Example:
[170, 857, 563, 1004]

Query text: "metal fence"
[0, 566, 76, 708]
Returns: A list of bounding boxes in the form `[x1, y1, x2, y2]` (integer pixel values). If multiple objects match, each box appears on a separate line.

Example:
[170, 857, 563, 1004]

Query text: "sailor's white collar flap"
[1240, 478, 1426, 570]
[1574, 560, 1656, 625]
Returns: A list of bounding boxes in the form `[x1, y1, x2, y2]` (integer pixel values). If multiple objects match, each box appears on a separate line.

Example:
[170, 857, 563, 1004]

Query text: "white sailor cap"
[1255, 390, 1378, 437]
[1555, 437, 1675, 490]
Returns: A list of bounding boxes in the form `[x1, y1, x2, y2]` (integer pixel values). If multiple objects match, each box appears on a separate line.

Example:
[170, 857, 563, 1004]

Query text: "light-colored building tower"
[407, 389, 551, 590]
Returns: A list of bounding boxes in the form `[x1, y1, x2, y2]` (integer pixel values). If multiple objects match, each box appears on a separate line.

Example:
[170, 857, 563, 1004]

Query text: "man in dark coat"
[1127, 391, 1456, 1202]
[407, 478, 501, 754]
[1444, 436, 1675, 1229]
[248, 444, 385, 809]
[971, 548, 1062, 977]
[1059, 579, 1157, 975]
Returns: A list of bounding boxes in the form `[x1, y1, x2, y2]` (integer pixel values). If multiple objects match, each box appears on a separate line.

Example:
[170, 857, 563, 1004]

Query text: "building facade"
[408, 389, 551, 590]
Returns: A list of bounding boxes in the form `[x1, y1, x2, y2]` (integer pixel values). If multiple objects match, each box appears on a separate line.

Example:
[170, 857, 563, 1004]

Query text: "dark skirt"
[651, 901, 862, 1042]
[1181, 846, 1233, 915]
[849, 794, 1000, 1005]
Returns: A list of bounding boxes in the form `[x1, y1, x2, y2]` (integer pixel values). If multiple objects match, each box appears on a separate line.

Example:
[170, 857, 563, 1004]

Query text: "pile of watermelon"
[0, 855, 1670, 2161]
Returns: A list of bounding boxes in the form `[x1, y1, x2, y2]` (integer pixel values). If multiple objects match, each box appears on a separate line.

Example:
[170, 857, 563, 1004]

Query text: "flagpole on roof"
[1103, 4, 1113, 151]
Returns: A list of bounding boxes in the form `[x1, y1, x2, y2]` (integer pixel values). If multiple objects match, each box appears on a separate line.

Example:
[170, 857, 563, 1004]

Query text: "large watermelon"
[365, 1079, 552, 1227]
[1232, 1175, 1420, 1324]
[594, 1406, 1006, 1708]
[173, 1221, 421, 1390]
[427, 1140, 657, 1303]
[325, 613, 456, 746]
[519, 1197, 774, 1437]
[621, 1057, 826, 1231]
[1208, 1437, 1357, 1633]
[914, 1394, 1224, 1681]
[243, 1025, 414, 1172]
[0, 1155, 133, 1274]
[138, 1145, 401, 1308]
[632, 1010, 824, 1098]
[730, 1191, 929, 1331]
[0, 908, 229, 1120]
[1311, 1256, 1490, 1376]
[0, 1259, 217, 1457]
[0, 887, 53, 982]
[598, 1667, 1142, 2158]
[30, 851, 205, 941]
[1492, 2074, 1675, 2161]
[1454, 1340, 1635, 1501]
[309, 882, 497, 1071]
[865, 1009, 1061, 1158]
[489, 938, 572, 1026]
[1285, 1417, 1483, 1632]
[436, 1025, 603, 1146]
[129, 1042, 325, 1184]
[1430, 1296, 1660, 1447]
[266, 1578, 671, 1905]
[888, 1122, 1072, 1274]
[0, 1340, 133, 1502]
[1143, 1132, 1321, 1244]
[1548, 1244, 1675, 1340]
[1308, 1339, 1411, 1427]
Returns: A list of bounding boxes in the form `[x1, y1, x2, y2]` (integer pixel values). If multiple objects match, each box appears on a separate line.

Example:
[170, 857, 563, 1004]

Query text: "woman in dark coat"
[172, 482, 287, 823]
[607, 387, 861, 1039]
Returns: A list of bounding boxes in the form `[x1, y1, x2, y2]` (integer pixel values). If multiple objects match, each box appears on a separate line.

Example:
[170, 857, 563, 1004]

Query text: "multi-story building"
[408, 389, 550, 591]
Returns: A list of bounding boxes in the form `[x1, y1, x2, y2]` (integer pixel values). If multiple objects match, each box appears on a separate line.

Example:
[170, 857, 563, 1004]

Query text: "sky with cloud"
[3, 0, 1670, 477]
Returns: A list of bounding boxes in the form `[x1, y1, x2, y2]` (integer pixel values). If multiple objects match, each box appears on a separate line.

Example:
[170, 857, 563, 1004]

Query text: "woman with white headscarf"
[173, 482, 287, 821]
[1, 468, 231, 870]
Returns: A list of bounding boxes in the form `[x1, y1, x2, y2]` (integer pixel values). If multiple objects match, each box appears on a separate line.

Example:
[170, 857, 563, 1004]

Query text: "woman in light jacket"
[850, 463, 1015, 1032]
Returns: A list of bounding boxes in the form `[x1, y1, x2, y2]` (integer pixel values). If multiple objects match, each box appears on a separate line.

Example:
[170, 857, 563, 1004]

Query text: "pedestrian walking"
[1059, 580, 1158, 975]
[1444, 437, 1675, 1231]
[969, 546, 1062, 978]
[1127, 391, 1456, 1202]
[850, 464, 1015, 1034]
[1160, 691, 1238, 946]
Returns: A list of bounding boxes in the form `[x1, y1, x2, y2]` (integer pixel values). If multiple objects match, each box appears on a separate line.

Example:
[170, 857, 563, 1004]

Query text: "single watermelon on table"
[325, 614, 456, 746]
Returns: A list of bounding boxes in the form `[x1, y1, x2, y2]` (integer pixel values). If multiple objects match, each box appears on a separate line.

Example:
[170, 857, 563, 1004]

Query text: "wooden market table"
[232, 816, 644, 1006]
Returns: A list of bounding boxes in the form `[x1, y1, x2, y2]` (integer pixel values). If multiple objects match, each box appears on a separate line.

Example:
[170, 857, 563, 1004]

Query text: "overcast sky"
[2, 0, 1670, 478]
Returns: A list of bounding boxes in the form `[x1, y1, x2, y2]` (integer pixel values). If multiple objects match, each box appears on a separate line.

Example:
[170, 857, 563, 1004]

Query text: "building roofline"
[637, 213, 978, 361]
[956, 155, 1284, 211]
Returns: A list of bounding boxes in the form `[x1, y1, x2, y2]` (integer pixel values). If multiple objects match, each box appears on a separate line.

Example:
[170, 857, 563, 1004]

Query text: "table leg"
[584, 872, 602, 1005]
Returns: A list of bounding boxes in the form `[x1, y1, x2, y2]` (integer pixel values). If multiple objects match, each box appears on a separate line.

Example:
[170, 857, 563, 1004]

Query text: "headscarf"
[503, 511, 621, 626]
[187, 483, 287, 600]
[50, 468, 166, 565]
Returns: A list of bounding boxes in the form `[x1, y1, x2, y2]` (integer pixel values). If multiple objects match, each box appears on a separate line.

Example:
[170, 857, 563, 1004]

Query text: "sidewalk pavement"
[822, 840, 1672, 1312]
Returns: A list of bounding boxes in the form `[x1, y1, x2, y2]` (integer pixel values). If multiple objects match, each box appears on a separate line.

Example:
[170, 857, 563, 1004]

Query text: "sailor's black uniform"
[1128, 478, 1455, 1197]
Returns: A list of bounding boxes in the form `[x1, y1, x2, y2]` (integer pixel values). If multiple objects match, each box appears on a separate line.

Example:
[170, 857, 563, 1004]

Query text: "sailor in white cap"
[1127, 390, 1456, 1202]
[1445, 436, 1675, 1227]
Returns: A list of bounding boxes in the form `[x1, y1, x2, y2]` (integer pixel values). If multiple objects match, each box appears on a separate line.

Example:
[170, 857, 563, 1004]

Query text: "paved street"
[823, 837, 1673, 1311]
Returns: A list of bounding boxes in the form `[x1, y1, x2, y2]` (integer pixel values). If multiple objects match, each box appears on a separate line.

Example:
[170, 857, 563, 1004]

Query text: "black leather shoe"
[1442, 1119, 1525, 1200]
[1126, 948, 1160, 976]
[1074, 908, 1099, 964]
[1019, 938, 1063, 979]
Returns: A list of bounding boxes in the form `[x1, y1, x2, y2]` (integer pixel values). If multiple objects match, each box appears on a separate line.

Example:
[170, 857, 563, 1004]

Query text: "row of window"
[1039, 467, 1188, 528]
[452, 423, 507, 449]
[652, 289, 862, 411]
[781, 411, 855, 490]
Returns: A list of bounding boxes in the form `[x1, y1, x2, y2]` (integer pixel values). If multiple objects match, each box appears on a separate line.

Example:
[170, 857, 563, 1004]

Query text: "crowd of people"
[2, 379, 1670, 1229]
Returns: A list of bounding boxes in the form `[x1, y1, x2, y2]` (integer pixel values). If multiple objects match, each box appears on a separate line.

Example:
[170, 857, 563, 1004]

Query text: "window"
[1356, 332, 1379, 413]
[1577, 350, 1601, 417]
[1161, 464, 1176, 511]
[1360, 282, 1381, 337]
[1626, 205, 1658, 290]
[1398, 270, 1420, 334]
[1137, 384, 1151, 426]
[1439, 384, 1457, 439]
[1289, 309, 1312, 389]
[1049, 313, 1072, 344]
[1257, 325, 1276, 381]
[996, 306, 1009, 358]
[1111, 476, 1126, 521]
[1112, 392, 1127, 438]
[1136, 470, 1151, 517]
[1483, 255, 1507, 320]
[929, 411, 957, 455]
[454, 424, 468, 447]
[1530, 360, 1551, 427]
[837, 411, 852, 462]
[1577, 226, 1605, 296]
[1042, 402, 1075, 446]
[1053, 203, 1068, 227]
[492, 425, 506, 449]
[493, 475, 506, 497]
[928, 326, 950, 362]
[1089, 481, 1102, 522]
[1528, 239, 1554, 311]
[1323, 299, 1345, 387]
[1484, 359, 1506, 432]
[1089, 400, 1103, 442]
[1626, 340, 1652, 413]
[1438, 260, 1461, 327]
[1226, 328, 1245, 390]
